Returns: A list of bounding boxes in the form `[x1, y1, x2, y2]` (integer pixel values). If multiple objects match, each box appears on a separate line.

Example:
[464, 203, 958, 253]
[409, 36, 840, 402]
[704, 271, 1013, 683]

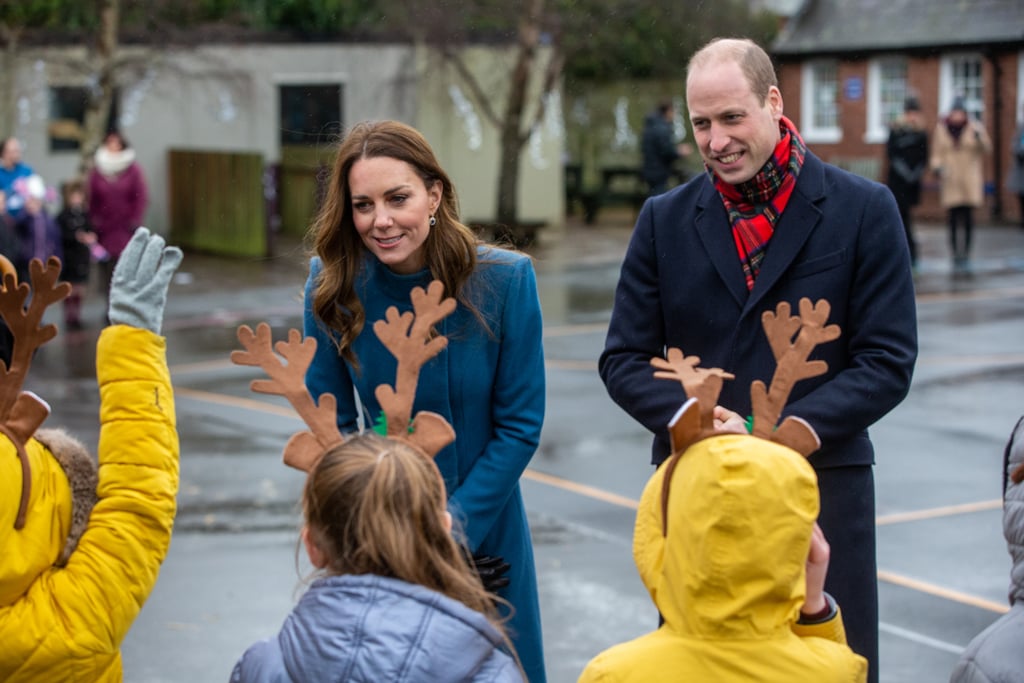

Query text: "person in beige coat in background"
[930, 95, 992, 274]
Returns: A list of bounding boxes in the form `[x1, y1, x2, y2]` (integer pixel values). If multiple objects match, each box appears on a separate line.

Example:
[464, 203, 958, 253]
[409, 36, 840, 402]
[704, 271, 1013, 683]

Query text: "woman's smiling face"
[348, 156, 441, 274]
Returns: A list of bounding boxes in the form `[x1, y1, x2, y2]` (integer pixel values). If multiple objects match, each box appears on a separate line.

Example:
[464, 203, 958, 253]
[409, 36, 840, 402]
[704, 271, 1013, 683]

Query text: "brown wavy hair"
[303, 433, 518, 656]
[308, 120, 484, 367]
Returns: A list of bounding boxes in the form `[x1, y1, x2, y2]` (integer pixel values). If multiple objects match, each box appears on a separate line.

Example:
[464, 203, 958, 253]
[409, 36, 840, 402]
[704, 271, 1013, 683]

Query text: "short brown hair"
[687, 38, 778, 105]
[61, 179, 86, 205]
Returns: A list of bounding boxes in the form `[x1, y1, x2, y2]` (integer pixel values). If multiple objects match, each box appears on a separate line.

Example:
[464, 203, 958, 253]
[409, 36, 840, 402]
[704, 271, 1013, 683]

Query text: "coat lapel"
[694, 179, 748, 308]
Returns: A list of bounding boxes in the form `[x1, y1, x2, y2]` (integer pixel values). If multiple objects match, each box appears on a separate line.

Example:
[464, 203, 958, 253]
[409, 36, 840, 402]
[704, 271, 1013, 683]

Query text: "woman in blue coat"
[303, 120, 546, 682]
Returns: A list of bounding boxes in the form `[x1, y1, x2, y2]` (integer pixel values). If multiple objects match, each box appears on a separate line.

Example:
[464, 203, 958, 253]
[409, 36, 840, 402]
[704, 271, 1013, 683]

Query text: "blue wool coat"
[599, 150, 918, 682]
[304, 247, 546, 683]
[231, 574, 524, 683]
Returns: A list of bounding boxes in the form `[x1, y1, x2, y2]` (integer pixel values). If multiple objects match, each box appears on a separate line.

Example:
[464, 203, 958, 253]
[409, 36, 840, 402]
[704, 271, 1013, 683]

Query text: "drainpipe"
[988, 50, 1004, 221]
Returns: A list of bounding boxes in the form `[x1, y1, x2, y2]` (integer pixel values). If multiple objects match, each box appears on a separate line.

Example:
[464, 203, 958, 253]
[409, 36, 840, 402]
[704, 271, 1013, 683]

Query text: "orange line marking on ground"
[177, 386, 1011, 615]
[876, 499, 1002, 525]
[522, 469, 639, 510]
[877, 569, 1009, 614]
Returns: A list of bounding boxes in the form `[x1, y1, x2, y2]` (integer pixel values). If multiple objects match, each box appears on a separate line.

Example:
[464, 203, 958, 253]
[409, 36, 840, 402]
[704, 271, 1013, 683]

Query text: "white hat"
[23, 174, 46, 200]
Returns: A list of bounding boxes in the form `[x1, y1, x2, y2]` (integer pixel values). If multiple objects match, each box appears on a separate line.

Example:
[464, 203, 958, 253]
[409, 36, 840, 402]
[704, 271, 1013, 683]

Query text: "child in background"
[0, 190, 16, 259]
[12, 175, 61, 285]
[56, 180, 102, 330]
[0, 228, 183, 681]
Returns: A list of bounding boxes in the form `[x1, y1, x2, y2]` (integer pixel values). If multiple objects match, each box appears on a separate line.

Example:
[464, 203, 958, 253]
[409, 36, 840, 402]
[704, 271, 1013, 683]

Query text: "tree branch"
[438, 46, 502, 129]
[516, 45, 563, 149]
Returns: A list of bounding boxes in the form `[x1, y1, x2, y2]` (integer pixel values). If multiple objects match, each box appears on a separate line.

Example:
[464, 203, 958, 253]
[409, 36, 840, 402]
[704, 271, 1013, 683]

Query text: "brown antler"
[232, 323, 344, 472]
[372, 280, 457, 455]
[0, 257, 70, 529]
[750, 298, 841, 455]
[0, 258, 71, 417]
[651, 348, 734, 435]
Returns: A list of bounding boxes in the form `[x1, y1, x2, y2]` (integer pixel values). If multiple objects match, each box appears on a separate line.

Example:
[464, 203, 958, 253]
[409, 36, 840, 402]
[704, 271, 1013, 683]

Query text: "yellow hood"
[633, 434, 819, 638]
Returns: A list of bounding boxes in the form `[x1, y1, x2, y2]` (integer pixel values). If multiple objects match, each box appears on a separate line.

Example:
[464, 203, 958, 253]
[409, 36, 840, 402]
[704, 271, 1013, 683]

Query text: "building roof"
[773, 0, 1024, 55]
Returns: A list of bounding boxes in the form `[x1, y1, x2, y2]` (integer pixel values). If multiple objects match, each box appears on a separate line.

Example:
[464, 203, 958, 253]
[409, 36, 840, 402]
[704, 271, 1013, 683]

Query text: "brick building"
[772, 0, 1024, 224]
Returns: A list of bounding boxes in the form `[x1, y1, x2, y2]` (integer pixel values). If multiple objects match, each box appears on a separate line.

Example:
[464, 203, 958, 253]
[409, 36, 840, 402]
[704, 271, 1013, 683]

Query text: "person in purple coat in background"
[88, 130, 148, 314]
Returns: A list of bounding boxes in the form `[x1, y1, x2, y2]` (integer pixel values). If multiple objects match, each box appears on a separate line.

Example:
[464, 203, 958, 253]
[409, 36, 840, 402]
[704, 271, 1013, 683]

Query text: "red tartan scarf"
[712, 115, 807, 290]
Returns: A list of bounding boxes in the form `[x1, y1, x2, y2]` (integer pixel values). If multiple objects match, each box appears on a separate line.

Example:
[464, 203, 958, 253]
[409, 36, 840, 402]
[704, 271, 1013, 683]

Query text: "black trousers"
[817, 465, 879, 683]
[895, 200, 917, 265]
[947, 205, 974, 260]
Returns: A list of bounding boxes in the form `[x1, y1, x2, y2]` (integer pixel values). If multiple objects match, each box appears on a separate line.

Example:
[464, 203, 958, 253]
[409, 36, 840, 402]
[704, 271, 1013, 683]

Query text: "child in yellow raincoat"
[0, 228, 182, 681]
[580, 299, 868, 683]
[578, 434, 867, 683]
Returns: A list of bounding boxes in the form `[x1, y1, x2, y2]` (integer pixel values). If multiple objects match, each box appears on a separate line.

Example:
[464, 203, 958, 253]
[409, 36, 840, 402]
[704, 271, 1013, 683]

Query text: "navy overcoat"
[600, 150, 918, 681]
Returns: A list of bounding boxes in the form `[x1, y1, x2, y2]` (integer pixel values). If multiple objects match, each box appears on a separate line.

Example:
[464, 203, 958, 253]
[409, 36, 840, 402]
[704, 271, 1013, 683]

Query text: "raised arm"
[1, 229, 183, 676]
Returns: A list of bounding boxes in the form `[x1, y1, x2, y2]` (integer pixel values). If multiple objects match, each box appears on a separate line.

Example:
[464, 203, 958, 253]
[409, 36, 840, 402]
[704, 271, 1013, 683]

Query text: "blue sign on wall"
[844, 76, 863, 101]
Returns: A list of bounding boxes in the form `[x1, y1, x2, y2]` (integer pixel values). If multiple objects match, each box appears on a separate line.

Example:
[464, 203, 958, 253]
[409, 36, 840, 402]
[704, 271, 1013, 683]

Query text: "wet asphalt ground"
[26, 208, 1024, 682]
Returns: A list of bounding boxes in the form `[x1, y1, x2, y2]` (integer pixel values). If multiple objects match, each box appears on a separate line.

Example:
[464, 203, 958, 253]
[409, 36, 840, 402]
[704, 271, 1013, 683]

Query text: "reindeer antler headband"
[652, 297, 841, 534]
[232, 280, 456, 472]
[0, 257, 72, 529]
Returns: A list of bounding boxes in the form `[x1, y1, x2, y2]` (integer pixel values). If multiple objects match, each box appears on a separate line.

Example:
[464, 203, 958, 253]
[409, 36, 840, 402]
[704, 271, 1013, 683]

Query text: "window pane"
[279, 85, 343, 146]
[48, 87, 88, 151]
[813, 61, 838, 129]
[950, 56, 984, 120]
[879, 58, 908, 127]
[48, 87, 119, 152]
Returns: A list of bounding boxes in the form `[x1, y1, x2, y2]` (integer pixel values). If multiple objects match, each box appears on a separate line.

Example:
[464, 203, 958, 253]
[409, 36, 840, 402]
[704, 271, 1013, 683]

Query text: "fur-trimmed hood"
[0, 429, 96, 605]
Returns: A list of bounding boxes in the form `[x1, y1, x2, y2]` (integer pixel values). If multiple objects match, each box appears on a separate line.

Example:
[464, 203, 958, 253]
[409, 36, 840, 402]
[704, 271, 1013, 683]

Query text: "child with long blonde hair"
[230, 281, 523, 682]
[231, 432, 523, 682]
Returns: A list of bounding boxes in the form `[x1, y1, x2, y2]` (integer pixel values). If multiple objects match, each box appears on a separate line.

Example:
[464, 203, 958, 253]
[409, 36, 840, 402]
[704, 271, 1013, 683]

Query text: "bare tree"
[0, 0, 62, 136]
[0, 0, 254, 175]
[0, 0, 147, 173]
[385, 0, 563, 232]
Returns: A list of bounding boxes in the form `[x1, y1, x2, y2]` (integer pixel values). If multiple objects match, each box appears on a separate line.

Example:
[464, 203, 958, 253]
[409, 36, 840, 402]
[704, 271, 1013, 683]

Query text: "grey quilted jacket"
[950, 416, 1024, 683]
[231, 574, 523, 683]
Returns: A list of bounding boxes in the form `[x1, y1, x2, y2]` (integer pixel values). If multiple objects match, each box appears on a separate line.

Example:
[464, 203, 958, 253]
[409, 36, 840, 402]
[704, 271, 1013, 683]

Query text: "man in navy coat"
[599, 38, 917, 683]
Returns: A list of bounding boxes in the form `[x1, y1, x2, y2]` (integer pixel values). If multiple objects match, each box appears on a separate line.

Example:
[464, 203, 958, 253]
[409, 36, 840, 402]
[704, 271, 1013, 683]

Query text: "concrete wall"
[7, 41, 564, 239]
[415, 45, 565, 230]
[563, 80, 700, 178]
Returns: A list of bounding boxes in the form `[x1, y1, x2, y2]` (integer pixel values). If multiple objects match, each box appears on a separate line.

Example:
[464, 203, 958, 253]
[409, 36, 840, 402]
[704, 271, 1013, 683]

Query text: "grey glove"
[108, 227, 183, 334]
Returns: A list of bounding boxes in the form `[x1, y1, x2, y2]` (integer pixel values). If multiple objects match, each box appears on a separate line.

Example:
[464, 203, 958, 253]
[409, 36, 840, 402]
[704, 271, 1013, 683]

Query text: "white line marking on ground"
[879, 622, 964, 655]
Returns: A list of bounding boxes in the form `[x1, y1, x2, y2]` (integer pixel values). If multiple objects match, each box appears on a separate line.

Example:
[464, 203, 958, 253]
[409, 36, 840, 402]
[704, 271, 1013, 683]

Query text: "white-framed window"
[800, 59, 840, 143]
[939, 53, 984, 121]
[1017, 51, 1024, 125]
[865, 56, 908, 144]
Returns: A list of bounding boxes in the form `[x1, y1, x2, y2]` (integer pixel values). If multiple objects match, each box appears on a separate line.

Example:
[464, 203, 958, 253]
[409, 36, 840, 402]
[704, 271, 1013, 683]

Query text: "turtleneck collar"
[365, 255, 433, 300]
[94, 146, 136, 177]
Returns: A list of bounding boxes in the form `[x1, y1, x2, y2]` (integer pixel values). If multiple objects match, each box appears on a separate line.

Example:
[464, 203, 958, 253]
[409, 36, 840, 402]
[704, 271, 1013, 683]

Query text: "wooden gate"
[168, 149, 267, 257]
[278, 146, 335, 238]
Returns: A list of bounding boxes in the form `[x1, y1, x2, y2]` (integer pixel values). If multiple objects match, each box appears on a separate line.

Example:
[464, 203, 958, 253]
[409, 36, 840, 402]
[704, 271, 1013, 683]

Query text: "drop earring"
[429, 215, 437, 227]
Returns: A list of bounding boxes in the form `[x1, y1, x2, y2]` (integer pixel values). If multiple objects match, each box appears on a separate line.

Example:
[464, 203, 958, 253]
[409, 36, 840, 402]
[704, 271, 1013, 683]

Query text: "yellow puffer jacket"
[0, 325, 179, 682]
[579, 434, 867, 683]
